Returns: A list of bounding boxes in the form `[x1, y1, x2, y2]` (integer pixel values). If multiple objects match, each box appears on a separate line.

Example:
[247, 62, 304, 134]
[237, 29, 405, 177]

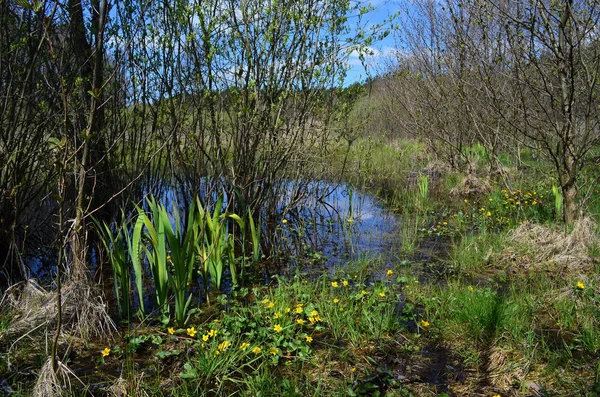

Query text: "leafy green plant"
[418, 174, 429, 204]
[93, 214, 131, 321]
[140, 198, 170, 324]
[161, 200, 198, 327]
[552, 184, 563, 221]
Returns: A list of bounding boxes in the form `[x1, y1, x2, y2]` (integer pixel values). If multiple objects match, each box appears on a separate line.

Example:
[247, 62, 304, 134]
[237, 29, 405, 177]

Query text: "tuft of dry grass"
[32, 357, 80, 397]
[107, 372, 150, 397]
[2, 278, 115, 346]
[495, 216, 597, 276]
[449, 173, 491, 198]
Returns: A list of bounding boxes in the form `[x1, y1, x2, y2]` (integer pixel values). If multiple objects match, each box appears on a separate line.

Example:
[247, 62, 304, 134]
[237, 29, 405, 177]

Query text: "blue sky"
[345, 0, 399, 83]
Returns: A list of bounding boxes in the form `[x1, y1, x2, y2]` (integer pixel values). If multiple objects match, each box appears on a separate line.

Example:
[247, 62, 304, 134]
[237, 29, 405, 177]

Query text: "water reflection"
[269, 182, 400, 272]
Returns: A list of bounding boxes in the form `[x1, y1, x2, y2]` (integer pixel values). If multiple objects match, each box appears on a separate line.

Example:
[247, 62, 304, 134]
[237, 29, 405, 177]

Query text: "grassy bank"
[2, 137, 600, 396]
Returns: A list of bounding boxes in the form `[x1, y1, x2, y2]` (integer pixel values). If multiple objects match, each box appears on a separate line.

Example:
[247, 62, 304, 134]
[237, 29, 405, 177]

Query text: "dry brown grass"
[32, 357, 80, 397]
[449, 173, 491, 198]
[2, 278, 115, 346]
[495, 216, 597, 276]
[107, 372, 150, 397]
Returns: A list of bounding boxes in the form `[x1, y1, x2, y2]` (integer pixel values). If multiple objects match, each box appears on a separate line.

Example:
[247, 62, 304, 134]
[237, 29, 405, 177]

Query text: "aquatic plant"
[93, 215, 131, 320]
[140, 198, 170, 324]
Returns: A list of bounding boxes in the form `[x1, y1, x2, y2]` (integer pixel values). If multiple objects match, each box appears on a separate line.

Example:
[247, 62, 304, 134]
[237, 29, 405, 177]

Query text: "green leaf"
[179, 362, 198, 379]
[14, 0, 33, 11]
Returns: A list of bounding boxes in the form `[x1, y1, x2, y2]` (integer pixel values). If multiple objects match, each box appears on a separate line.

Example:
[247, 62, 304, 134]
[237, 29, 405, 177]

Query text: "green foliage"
[93, 215, 131, 321]
[140, 198, 171, 324]
[552, 184, 564, 221]
[95, 196, 259, 327]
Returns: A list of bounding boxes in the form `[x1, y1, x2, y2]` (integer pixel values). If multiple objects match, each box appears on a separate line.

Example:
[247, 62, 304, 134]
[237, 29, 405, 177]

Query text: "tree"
[390, 0, 600, 223]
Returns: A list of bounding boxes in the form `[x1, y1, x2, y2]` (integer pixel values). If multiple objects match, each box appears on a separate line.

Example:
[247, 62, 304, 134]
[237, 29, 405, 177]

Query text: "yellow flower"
[347, 217, 354, 223]
[167, 255, 172, 261]
[167, 327, 175, 335]
[240, 342, 250, 350]
[295, 306, 303, 314]
[331, 281, 339, 288]
[489, 197, 493, 201]
[101, 347, 110, 357]
[342, 280, 349, 286]
[218, 340, 231, 351]
[350, 367, 356, 373]
[202, 334, 209, 341]
[310, 310, 318, 317]
[576, 281, 585, 290]
[306, 335, 313, 343]
[262, 298, 270, 304]
[386, 269, 393, 277]
[361, 290, 367, 295]
[186, 327, 197, 337]
[443, 221, 447, 225]
[282, 219, 288, 224]
[379, 292, 385, 297]
[274, 312, 282, 319]
[333, 298, 340, 303]
[339, 307, 344, 312]
[208, 329, 216, 337]
[252, 346, 262, 355]
[486, 211, 491, 217]
[464, 199, 468, 203]
[419, 320, 430, 328]
[468, 285, 474, 292]
[285, 307, 291, 313]
[269, 347, 279, 355]
[268, 302, 275, 308]
[297, 319, 305, 325]
[274, 324, 283, 332]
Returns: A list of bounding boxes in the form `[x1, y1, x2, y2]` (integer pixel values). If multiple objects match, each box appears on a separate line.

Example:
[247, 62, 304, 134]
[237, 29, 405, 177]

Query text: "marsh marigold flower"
[101, 347, 110, 357]
[269, 347, 279, 355]
[274, 324, 283, 332]
[576, 281, 585, 290]
[342, 280, 349, 286]
[187, 327, 197, 337]
[167, 327, 175, 335]
[296, 319, 305, 325]
[240, 342, 250, 350]
[306, 335, 313, 343]
[419, 320, 430, 328]
[252, 347, 262, 355]
[333, 298, 340, 303]
[331, 281, 339, 288]
[387, 269, 393, 277]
